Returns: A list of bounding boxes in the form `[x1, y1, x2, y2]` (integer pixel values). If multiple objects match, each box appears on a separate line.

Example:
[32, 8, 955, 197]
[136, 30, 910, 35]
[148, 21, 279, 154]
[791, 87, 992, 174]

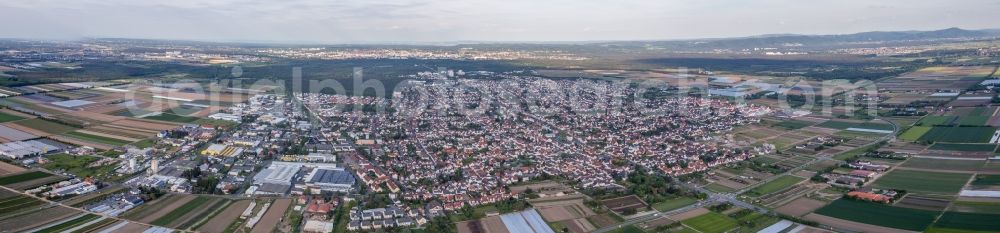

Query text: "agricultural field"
[916, 116, 958, 127]
[745, 175, 805, 197]
[929, 212, 1000, 233]
[917, 126, 997, 143]
[0, 170, 54, 185]
[873, 169, 973, 195]
[250, 198, 292, 233]
[198, 200, 252, 233]
[0, 205, 81, 232]
[601, 195, 648, 214]
[143, 112, 201, 123]
[33, 214, 101, 233]
[971, 174, 1000, 186]
[149, 196, 228, 228]
[813, 199, 940, 231]
[0, 193, 46, 218]
[9, 118, 80, 135]
[900, 157, 986, 172]
[774, 197, 827, 217]
[651, 196, 698, 212]
[0, 161, 26, 176]
[929, 143, 997, 152]
[0, 110, 26, 123]
[898, 126, 932, 141]
[63, 130, 135, 146]
[680, 211, 738, 233]
[770, 119, 814, 130]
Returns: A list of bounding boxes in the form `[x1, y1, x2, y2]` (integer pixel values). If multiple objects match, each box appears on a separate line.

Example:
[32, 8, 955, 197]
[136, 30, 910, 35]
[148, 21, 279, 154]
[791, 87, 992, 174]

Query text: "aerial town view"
[1, 1, 1000, 233]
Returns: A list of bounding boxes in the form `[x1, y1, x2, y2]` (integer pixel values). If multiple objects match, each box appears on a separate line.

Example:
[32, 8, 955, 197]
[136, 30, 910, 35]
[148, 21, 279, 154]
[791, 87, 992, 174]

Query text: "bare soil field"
[105, 221, 150, 233]
[6, 174, 67, 190]
[250, 198, 291, 233]
[74, 111, 126, 123]
[602, 195, 648, 213]
[0, 161, 26, 176]
[536, 201, 595, 222]
[47, 135, 114, 150]
[893, 196, 950, 211]
[561, 218, 596, 233]
[775, 197, 828, 217]
[456, 215, 510, 233]
[198, 200, 252, 233]
[109, 118, 180, 131]
[803, 213, 920, 233]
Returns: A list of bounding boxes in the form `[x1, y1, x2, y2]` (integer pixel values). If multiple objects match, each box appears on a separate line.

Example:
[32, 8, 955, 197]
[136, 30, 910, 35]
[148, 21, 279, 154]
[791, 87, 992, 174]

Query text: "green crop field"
[899, 126, 932, 141]
[929, 143, 997, 152]
[814, 199, 940, 231]
[917, 116, 956, 126]
[772, 120, 812, 130]
[64, 131, 133, 146]
[873, 169, 972, 195]
[918, 127, 997, 143]
[0, 195, 44, 213]
[35, 214, 100, 233]
[949, 201, 1000, 214]
[682, 212, 738, 233]
[901, 157, 985, 171]
[151, 196, 213, 226]
[652, 196, 697, 212]
[11, 118, 79, 134]
[957, 116, 990, 126]
[0, 111, 25, 123]
[971, 175, 1000, 186]
[0, 171, 53, 185]
[746, 175, 804, 197]
[931, 212, 1000, 232]
[704, 183, 735, 193]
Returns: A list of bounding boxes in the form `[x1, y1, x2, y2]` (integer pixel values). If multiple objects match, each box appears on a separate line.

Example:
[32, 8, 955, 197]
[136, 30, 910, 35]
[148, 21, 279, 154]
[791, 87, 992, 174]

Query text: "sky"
[2, 0, 1000, 43]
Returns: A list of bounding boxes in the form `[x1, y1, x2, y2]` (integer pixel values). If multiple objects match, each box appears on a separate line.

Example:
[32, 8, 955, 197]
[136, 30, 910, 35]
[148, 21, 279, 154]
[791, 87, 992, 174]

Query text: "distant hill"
[588, 28, 1000, 51]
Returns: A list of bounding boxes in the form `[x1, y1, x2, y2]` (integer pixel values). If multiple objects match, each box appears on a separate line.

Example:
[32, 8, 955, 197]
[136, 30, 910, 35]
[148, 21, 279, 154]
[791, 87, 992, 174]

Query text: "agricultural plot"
[770, 119, 814, 130]
[143, 112, 201, 123]
[63, 130, 135, 146]
[929, 143, 997, 152]
[900, 157, 985, 172]
[877, 66, 996, 92]
[33, 214, 101, 233]
[150, 196, 226, 228]
[816, 120, 893, 131]
[745, 175, 805, 197]
[813, 199, 940, 231]
[949, 201, 1000, 214]
[651, 196, 698, 212]
[602, 195, 648, 213]
[0, 206, 80, 232]
[971, 174, 1000, 186]
[0, 194, 45, 218]
[893, 196, 951, 211]
[873, 169, 972, 195]
[0, 170, 53, 185]
[0, 111, 25, 123]
[9, 118, 80, 135]
[930, 212, 1000, 233]
[680, 212, 738, 233]
[198, 200, 252, 233]
[899, 126, 932, 141]
[918, 126, 997, 143]
[917, 116, 957, 126]
[250, 198, 292, 233]
[774, 197, 827, 217]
